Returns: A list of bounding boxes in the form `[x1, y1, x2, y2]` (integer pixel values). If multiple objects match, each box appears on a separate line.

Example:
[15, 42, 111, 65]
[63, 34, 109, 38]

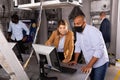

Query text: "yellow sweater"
[45, 30, 74, 62]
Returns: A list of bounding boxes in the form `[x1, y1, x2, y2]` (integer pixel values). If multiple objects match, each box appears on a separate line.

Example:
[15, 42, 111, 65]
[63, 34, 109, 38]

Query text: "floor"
[105, 65, 120, 80]
[0, 54, 120, 80]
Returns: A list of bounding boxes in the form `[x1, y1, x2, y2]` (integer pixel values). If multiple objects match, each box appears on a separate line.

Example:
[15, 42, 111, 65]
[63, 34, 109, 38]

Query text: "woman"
[45, 20, 74, 63]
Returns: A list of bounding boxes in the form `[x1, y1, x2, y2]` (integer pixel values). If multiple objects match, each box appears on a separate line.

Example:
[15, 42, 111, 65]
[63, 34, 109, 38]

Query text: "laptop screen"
[49, 48, 61, 70]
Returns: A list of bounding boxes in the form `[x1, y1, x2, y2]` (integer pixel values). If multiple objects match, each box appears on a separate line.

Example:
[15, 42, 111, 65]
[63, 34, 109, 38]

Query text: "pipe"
[31, 0, 35, 4]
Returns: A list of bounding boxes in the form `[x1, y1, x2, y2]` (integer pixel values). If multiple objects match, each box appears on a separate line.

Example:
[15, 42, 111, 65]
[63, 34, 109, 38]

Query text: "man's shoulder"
[104, 18, 109, 20]
[103, 18, 110, 22]
[86, 24, 98, 30]
[86, 24, 100, 33]
[85, 24, 102, 38]
[19, 21, 24, 24]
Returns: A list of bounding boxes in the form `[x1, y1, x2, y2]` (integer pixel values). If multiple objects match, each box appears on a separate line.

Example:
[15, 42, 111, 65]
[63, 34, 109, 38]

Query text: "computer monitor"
[32, 44, 61, 71]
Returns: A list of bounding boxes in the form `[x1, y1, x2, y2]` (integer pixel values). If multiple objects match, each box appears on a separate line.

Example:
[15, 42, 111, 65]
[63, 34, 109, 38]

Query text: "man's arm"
[74, 53, 80, 62]
[22, 22, 30, 36]
[22, 22, 30, 42]
[7, 32, 12, 41]
[69, 53, 80, 65]
[7, 21, 12, 41]
[81, 56, 98, 73]
[87, 56, 98, 68]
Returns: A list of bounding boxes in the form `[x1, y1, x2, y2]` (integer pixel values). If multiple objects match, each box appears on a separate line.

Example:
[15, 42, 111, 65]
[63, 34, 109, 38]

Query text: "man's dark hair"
[69, 6, 85, 20]
[100, 11, 106, 16]
[74, 14, 85, 20]
[11, 14, 19, 20]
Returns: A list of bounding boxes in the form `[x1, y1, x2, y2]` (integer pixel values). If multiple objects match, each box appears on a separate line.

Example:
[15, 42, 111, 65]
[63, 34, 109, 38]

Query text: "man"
[8, 14, 29, 62]
[99, 12, 111, 49]
[69, 14, 109, 80]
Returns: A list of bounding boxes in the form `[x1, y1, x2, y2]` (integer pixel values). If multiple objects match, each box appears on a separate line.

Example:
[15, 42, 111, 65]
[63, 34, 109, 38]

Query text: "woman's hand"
[68, 60, 77, 66]
[45, 42, 51, 46]
[62, 59, 70, 63]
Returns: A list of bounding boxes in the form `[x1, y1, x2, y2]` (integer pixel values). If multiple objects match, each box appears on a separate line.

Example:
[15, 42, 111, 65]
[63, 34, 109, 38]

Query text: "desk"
[46, 64, 91, 80]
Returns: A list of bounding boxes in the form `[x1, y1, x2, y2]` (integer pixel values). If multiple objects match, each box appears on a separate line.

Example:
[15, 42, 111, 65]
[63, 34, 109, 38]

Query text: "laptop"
[32, 44, 77, 74]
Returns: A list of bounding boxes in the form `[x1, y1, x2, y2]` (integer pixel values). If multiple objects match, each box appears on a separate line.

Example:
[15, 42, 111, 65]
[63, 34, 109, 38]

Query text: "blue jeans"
[90, 62, 109, 80]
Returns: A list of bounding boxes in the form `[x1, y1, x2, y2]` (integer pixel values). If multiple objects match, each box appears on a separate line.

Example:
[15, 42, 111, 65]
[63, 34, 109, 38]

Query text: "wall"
[108, 0, 118, 55]
[0, 0, 11, 37]
[116, 0, 120, 59]
[62, 6, 74, 29]
[37, 10, 48, 44]
[81, 0, 91, 24]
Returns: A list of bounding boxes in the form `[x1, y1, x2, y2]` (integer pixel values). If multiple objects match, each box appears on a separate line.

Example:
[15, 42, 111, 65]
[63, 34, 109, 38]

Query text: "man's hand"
[81, 65, 92, 73]
[7, 36, 11, 42]
[7, 32, 12, 42]
[68, 60, 77, 66]
[81, 56, 98, 73]
[22, 36, 28, 42]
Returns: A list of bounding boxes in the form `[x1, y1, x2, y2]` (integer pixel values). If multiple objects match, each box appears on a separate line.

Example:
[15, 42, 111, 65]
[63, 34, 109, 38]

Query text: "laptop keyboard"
[60, 66, 77, 74]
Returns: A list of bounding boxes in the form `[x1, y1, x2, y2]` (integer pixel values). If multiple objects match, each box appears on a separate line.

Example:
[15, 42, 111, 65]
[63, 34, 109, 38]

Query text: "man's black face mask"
[74, 26, 84, 33]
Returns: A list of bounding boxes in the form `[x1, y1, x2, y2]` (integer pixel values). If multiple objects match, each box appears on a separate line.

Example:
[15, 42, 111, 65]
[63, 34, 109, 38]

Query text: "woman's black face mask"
[74, 26, 84, 33]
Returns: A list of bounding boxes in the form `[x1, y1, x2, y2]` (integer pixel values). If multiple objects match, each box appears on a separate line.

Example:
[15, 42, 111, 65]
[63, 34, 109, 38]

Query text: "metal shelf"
[17, 1, 82, 10]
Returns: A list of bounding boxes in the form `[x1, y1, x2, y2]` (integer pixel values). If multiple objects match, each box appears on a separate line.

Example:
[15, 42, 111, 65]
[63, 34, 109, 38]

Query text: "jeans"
[12, 40, 26, 62]
[90, 62, 109, 80]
